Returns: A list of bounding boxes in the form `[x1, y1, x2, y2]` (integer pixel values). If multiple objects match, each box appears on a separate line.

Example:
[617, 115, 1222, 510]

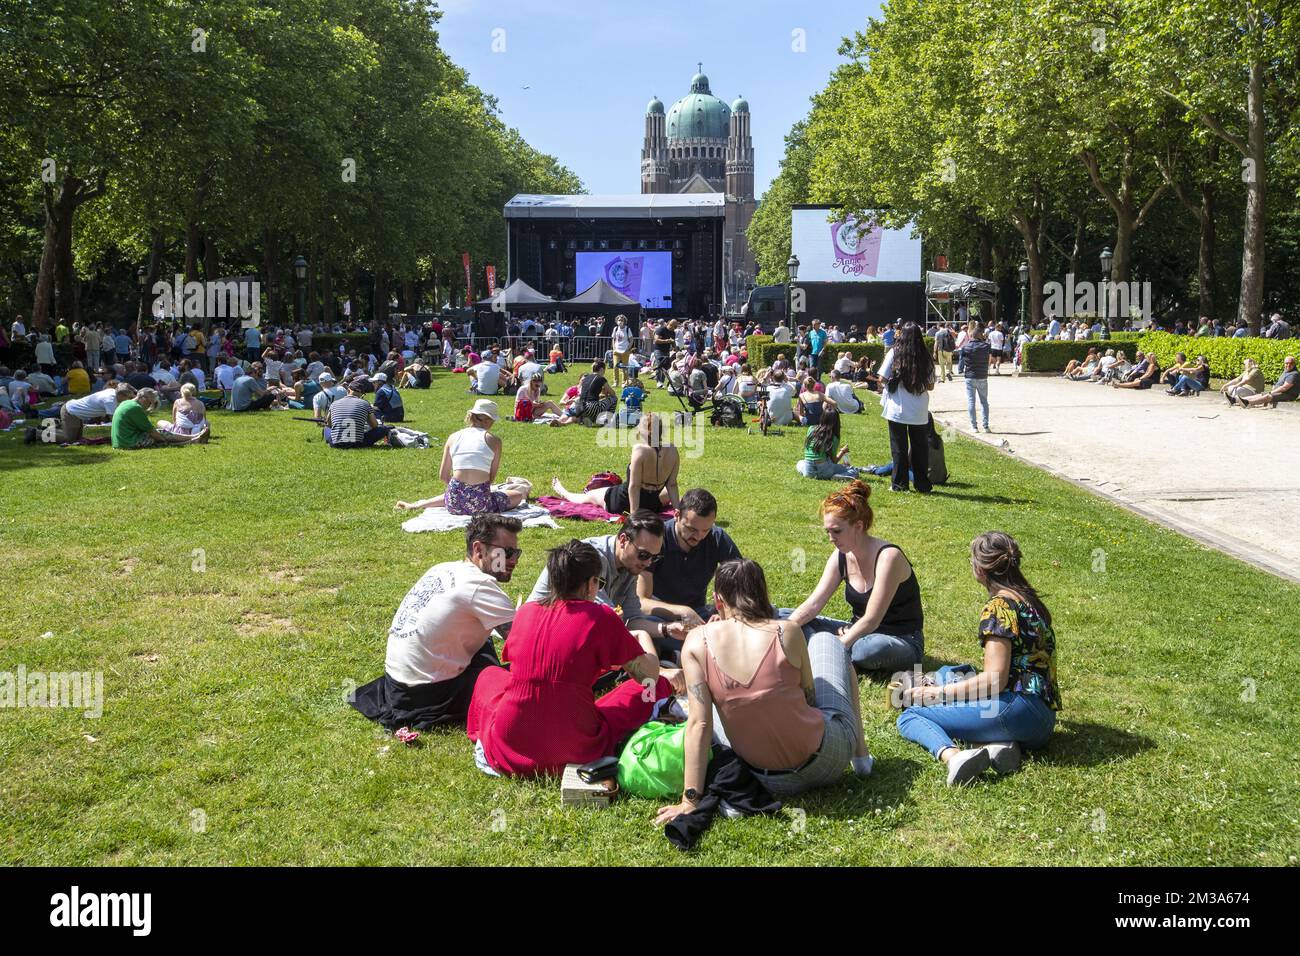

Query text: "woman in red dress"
[467, 539, 674, 777]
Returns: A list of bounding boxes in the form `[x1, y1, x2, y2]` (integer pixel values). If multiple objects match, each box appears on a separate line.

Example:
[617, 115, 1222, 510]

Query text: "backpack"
[387, 426, 431, 449]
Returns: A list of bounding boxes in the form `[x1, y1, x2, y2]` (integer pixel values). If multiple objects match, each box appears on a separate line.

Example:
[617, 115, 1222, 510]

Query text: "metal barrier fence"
[461, 335, 614, 362]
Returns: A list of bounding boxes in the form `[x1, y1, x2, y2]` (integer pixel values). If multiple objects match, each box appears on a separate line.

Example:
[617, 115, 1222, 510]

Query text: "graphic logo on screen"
[830, 218, 882, 278]
[605, 256, 644, 302]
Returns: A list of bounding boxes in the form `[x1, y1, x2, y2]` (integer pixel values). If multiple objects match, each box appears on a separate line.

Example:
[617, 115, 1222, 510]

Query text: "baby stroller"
[667, 379, 747, 428]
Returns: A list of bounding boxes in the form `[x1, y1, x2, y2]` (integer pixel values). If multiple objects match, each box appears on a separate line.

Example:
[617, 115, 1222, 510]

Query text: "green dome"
[666, 85, 731, 140]
[731, 95, 748, 113]
[646, 96, 664, 115]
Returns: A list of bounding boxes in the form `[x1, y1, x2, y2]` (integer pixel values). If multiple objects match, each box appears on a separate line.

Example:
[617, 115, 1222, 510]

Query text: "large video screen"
[575, 251, 673, 309]
[791, 208, 922, 282]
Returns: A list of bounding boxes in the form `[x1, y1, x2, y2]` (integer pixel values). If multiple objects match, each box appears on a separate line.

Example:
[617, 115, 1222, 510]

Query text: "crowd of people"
[354, 477, 1062, 812]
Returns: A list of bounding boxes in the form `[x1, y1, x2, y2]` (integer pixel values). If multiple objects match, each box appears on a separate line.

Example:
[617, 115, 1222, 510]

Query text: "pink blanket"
[537, 496, 673, 523]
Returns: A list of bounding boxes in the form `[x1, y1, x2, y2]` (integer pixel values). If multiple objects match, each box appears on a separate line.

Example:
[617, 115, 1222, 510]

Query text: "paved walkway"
[928, 373, 1300, 583]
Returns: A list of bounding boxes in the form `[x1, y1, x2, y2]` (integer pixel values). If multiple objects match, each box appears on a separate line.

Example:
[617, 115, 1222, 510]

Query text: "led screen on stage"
[575, 251, 673, 309]
[790, 208, 922, 282]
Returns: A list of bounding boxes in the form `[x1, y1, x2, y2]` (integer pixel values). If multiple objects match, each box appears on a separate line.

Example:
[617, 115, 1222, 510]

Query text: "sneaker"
[985, 741, 1022, 775]
[718, 799, 745, 819]
[971, 424, 980, 432]
[851, 754, 875, 778]
[945, 747, 990, 787]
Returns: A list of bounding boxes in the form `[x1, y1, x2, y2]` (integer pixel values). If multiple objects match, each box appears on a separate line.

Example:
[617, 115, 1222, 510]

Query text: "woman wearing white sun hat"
[395, 399, 532, 515]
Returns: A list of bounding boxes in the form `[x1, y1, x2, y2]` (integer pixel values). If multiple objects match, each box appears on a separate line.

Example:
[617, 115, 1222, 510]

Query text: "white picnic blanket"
[401, 499, 557, 533]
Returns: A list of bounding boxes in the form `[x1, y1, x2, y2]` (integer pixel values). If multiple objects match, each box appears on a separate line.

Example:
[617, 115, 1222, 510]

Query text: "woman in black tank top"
[786, 481, 925, 673]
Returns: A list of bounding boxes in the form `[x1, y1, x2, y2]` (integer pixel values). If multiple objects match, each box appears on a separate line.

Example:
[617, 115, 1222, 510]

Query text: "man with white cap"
[372, 371, 405, 423]
[312, 371, 345, 422]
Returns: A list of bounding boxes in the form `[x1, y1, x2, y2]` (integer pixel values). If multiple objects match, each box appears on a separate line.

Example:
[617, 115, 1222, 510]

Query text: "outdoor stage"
[504, 194, 725, 320]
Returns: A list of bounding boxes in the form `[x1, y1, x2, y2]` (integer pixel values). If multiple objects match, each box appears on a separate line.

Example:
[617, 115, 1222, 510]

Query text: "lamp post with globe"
[1099, 246, 1113, 331]
[785, 254, 799, 327]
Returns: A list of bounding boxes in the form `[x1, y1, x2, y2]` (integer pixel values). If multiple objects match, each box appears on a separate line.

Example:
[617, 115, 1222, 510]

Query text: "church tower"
[641, 96, 669, 193]
[725, 96, 754, 201]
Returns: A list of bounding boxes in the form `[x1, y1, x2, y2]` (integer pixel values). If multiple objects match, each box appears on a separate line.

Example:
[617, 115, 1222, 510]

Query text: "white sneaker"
[985, 741, 1021, 774]
[945, 747, 990, 787]
[851, 754, 875, 778]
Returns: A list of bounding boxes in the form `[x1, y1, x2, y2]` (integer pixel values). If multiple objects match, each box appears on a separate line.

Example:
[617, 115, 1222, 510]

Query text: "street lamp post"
[1099, 246, 1113, 332]
[786, 254, 799, 330]
[136, 266, 148, 332]
[293, 255, 308, 327]
[1017, 260, 1029, 329]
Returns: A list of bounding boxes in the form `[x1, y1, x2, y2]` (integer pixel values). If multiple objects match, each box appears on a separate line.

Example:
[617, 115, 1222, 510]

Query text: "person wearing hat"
[372, 371, 405, 423]
[394, 399, 532, 513]
[324, 378, 393, 447]
[312, 371, 345, 422]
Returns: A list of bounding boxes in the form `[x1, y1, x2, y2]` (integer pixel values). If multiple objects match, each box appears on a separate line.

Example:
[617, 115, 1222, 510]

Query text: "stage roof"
[505, 193, 726, 219]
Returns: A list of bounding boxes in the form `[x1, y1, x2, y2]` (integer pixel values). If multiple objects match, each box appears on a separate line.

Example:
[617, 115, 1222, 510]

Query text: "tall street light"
[1099, 246, 1113, 331]
[136, 265, 148, 331]
[1018, 260, 1029, 329]
[786, 253, 800, 330]
[293, 255, 308, 327]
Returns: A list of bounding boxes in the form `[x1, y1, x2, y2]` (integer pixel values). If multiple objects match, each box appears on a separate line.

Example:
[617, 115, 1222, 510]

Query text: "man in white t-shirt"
[214, 356, 239, 401]
[766, 373, 797, 425]
[825, 369, 861, 414]
[350, 514, 522, 729]
[53, 385, 129, 442]
[773, 321, 791, 344]
[469, 359, 503, 395]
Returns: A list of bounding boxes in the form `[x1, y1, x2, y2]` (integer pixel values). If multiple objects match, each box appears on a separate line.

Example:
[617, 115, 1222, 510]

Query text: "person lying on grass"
[655, 558, 874, 824]
[351, 514, 521, 731]
[466, 538, 680, 778]
[895, 530, 1060, 787]
[111, 387, 209, 449]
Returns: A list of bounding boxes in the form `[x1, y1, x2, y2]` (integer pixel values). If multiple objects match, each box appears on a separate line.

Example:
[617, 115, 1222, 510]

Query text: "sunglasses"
[633, 547, 662, 566]
[491, 545, 523, 561]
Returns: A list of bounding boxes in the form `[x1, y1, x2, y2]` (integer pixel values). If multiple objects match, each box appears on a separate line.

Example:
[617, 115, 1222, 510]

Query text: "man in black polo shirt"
[636, 488, 741, 663]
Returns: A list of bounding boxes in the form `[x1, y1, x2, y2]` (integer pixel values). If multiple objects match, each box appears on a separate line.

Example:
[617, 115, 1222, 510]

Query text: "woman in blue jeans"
[785, 480, 925, 672]
[896, 530, 1060, 786]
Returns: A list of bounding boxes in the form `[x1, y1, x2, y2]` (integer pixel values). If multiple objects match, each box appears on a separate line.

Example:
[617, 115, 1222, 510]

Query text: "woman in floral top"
[896, 531, 1059, 786]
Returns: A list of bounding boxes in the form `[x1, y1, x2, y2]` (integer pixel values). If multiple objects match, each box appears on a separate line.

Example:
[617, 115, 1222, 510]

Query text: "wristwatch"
[683, 788, 700, 804]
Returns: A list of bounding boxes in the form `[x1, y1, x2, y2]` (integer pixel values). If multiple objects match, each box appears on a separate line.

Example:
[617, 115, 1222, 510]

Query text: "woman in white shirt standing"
[610, 314, 634, 390]
[877, 322, 936, 494]
[395, 399, 532, 516]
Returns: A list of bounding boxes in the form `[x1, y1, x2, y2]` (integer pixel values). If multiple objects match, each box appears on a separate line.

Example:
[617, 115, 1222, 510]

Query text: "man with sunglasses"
[351, 514, 523, 731]
[527, 511, 672, 643]
[636, 488, 741, 663]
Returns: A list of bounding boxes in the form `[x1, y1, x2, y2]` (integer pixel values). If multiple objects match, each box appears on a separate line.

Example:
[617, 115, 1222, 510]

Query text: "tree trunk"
[322, 255, 335, 327]
[373, 269, 389, 328]
[203, 231, 219, 282]
[32, 206, 56, 328]
[263, 228, 281, 327]
[348, 268, 359, 326]
[403, 279, 417, 322]
[1239, 57, 1266, 333]
[52, 178, 80, 327]
[138, 227, 165, 331]
[1011, 211, 1045, 325]
[1197, 183, 1217, 321]
[306, 243, 318, 327]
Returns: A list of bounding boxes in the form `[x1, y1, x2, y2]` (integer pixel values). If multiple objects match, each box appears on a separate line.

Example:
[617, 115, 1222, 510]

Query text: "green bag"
[617, 720, 709, 799]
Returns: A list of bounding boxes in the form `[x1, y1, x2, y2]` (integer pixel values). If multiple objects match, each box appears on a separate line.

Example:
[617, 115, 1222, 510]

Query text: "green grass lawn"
[2, 366, 1297, 866]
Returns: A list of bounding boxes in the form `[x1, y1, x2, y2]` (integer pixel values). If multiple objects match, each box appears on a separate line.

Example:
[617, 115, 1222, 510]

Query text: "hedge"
[1136, 330, 1296, 381]
[748, 336, 934, 370]
[1021, 340, 1137, 372]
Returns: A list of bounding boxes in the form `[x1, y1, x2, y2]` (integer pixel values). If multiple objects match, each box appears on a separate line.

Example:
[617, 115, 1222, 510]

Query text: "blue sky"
[433, 0, 883, 197]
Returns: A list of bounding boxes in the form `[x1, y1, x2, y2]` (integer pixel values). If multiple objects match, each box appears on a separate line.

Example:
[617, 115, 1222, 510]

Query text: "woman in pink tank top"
[656, 559, 873, 823]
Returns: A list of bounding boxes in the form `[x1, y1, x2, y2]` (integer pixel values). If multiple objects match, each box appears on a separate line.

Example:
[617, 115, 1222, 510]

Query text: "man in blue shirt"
[808, 319, 829, 372]
[372, 372, 404, 422]
[636, 488, 742, 663]
[114, 330, 132, 364]
[243, 324, 262, 362]
[957, 322, 992, 431]
[230, 362, 274, 411]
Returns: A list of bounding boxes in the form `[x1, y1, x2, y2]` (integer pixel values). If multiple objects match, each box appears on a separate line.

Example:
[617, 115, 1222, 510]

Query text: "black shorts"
[604, 481, 663, 516]
[350, 641, 502, 730]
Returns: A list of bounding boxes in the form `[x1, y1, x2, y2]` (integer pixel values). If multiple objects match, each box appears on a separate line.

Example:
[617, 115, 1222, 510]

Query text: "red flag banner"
[486, 265, 497, 298]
